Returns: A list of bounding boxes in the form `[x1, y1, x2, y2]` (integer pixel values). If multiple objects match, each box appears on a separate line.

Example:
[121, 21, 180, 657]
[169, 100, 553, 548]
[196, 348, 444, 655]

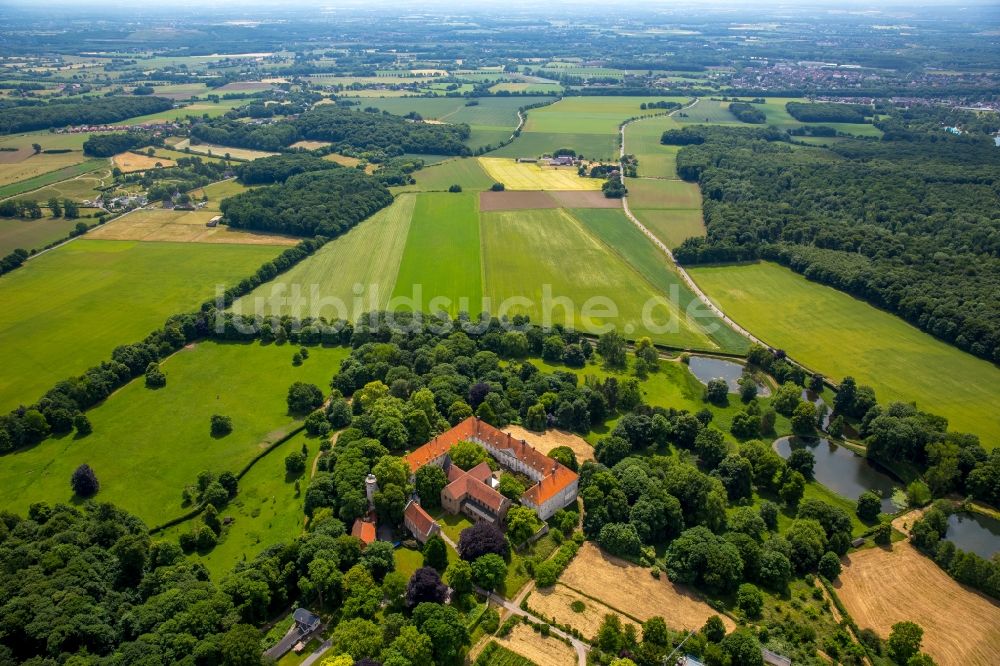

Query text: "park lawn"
[0, 239, 283, 412]
[0, 342, 348, 527]
[631, 208, 706, 249]
[478, 158, 600, 191]
[480, 207, 722, 350]
[236, 193, 416, 319]
[434, 510, 474, 544]
[162, 429, 315, 580]
[689, 261, 1000, 446]
[571, 208, 745, 354]
[626, 178, 701, 209]
[391, 192, 483, 315]
[0, 159, 107, 199]
[401, 157, 495, 192]
[0, 215, 81, 255]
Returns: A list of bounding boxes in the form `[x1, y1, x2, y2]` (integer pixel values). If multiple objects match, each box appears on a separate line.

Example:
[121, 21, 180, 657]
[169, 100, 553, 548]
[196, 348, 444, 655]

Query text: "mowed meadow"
[689, 261, 1000, 446]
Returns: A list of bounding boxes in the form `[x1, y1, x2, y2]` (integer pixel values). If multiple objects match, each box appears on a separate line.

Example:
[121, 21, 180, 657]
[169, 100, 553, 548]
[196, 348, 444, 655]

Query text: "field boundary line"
[553, 581, 647, 626]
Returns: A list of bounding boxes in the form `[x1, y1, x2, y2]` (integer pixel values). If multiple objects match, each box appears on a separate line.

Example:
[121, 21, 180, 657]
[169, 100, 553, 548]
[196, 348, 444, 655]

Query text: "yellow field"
[0, 152, 86, 187]
[478, 157, 601, 191]
[88, 208, 297, 245]
[503, 425, 595, 464]
[837, 542, 1000, 666]
[496, 623, 577, 666]
[173, 139, 277, 161]
[559, 543, 735, 633]
[290, 140, 331, 150]
[112, 151, 176, 173]
[528, 584, 638, 640]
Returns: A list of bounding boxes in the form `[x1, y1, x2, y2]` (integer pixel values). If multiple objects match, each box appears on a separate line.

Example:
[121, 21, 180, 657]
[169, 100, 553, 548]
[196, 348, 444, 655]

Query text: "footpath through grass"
[0, 239, 284, 412]
[0, 341, 348, 526]
[689, 261, 1000, 446]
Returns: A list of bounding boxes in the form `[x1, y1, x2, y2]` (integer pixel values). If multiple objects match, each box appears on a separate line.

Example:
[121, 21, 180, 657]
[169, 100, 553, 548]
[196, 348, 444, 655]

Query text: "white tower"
[365, 473, 378, 510]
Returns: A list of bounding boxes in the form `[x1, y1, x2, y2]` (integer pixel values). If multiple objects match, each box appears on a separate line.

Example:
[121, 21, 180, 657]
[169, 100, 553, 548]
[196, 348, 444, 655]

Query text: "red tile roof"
[443, 471, 509, 514]
[406, 417, 578, 511]
[403, 500, 438, 541]
[351, 519, 376, 545]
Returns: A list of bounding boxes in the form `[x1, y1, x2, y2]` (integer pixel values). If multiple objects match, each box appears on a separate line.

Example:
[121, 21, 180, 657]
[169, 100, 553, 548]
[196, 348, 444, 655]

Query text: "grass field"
[146, 146, 228, 165]
[121, 99, 249, 124]
[161, 429, 313, 579]
[188, 179, 250, 211]
[572, 208, 744, 352]
[0, 215, 81, 255]
[0, 159, 108, 199]
[838, 540, 1000, 666]
[626, 178, 701, 208]
[528, 584, 638, 640]
[479, 158, 600, 191]
[625, 114, 682, 178]
[12, 168, 113, 203]
[0, 151, 87, 187]
[88, 208, 297, 245]
[392, 192, 483, 315]
[631, 208, 705, 249]
[0, 240, 282, 412]
[174, 139, 277, 161]
[689, 262, 1000, 445]
[496, 623, 576, 666]
[236, 194, 416, 318]
[673, 97, 884, 138]
[0, 342, 347, 526]
[399, 157, 495, 192]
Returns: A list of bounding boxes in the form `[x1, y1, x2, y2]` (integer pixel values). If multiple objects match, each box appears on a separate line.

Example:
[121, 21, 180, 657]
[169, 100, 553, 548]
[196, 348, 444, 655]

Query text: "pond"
[687, 356, 766, 394]
[946, 511, 1000, 559]
[773, 436, 899, 513]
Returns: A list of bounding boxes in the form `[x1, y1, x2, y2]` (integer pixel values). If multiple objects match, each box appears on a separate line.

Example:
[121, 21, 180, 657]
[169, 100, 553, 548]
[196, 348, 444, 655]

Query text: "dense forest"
[0, 96, 173, 134]
[728, 102, 766, 124]
[83, 131, 162, 157]
[221, 166, 392, 236]
[668, 122, 1000, 363]
[233, 154, 340, 184]
[785, 102, 870, 124]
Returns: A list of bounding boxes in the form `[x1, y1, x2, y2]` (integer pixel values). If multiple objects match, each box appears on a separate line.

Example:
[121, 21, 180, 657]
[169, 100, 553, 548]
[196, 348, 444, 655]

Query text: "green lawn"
[689, 261, 1000, 446]
[161, 429, 316, 579]
[236, 194, 415, 318]
[571, 208, 746, 353]
[394, 546, 425, 579]
[391, 192, 483, 315]
[0, 341, 348, 526]
[0, 239, 284, 412]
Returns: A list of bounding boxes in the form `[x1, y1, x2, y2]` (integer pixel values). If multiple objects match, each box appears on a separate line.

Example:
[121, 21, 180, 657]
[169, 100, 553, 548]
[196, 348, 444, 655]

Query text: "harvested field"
[89, 208, 297, 245]
[174, 139, 277, 161]
[479, 158, 601, 191]
[0, 147, 33, 163]
[112, 151, 176, 173]
[0, 151, 86, 187]
[323, 153, 361, 167]
[836, 542, 1000, 666]
[290, 140, 331, 150]
[528, 584, 637, 640]
[503, 425, 594, 464]
[548, 190, 623, 208]
[559, 542, 735, 633]
[479, 190, 557, 211]
[496, 623, 576, 666]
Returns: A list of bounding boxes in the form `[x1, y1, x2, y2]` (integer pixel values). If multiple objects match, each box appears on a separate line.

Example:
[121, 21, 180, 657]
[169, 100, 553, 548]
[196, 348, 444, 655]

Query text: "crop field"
[559, 542, 736, 632]
[750, 97, 884, 137]
[688, 262, 1000, 445]
[88, 208, 298, 245]
[112, 151, 176, 172]
[236, 194, 416, 318]
[392, 192, 483, 314]
[151, 82, 211, 99]
[0, 151, 87, 187]
[528, 584, 638, 640]
[633, 209, 706, 249]
[0, 341, 348, 526]
[289, 140, 330, 150]
[626, 178, 701, 208]
[0, 132, 91, 152]
[496, 623, 576, 666]
[479, 158, 601, 191]
[160, 430, 312, 579]
[0, 215, 81, 255]
[0, 240, 283, 412]
[0, 159, 108, 199]
[624, 114, 683, 177]
[12, 168, 113, 203]
[572, 208, 745, 353]
[402, 157, 495, 192]
[174, 139, 277, 161]
[837, 541, 1000, 666]
[122, 99, 249, 124]
[489, 82, 563, 94]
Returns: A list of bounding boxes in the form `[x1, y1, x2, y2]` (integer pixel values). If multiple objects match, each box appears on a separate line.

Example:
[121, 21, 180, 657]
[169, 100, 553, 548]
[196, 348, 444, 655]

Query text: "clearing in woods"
[0, 342, 349, 527]
[559, 542, 736, 633]
[0, 240, 283, 413]
[87, 208, 298, 245]
[837, 541, 1000, 666]
[111, 151, 176, 173]
[688, 261, 1000, 446]
[478, 158, 601, 191]
[527, 584, 638, 640]
[391, 192, 483, 314]
[496, 623, 577, 666]
[235, 193, 417, 318]
[503, 425, 595, 464]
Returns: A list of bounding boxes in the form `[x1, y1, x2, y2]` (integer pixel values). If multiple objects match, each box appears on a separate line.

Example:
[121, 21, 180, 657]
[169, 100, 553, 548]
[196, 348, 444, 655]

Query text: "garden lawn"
[689, 261, 1000, 446]
[0, 239, 283, 412]
[0, 342, 348, 526]
[391, 192, 483, 315]
[572, 208, 745, 353]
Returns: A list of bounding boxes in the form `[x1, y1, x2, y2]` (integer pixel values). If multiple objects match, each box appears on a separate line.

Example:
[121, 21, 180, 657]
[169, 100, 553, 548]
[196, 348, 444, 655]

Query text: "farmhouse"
[404, 417, 578, 520]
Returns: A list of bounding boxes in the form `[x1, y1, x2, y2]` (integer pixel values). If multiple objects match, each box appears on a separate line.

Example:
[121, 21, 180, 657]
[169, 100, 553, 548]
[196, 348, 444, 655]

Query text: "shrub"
[144, 362, 166, 388]
[448, 184, 462, 192]
[210, 414, 233, 437]
[71, 464, 99, 497]
[285, 451, 307, 476]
